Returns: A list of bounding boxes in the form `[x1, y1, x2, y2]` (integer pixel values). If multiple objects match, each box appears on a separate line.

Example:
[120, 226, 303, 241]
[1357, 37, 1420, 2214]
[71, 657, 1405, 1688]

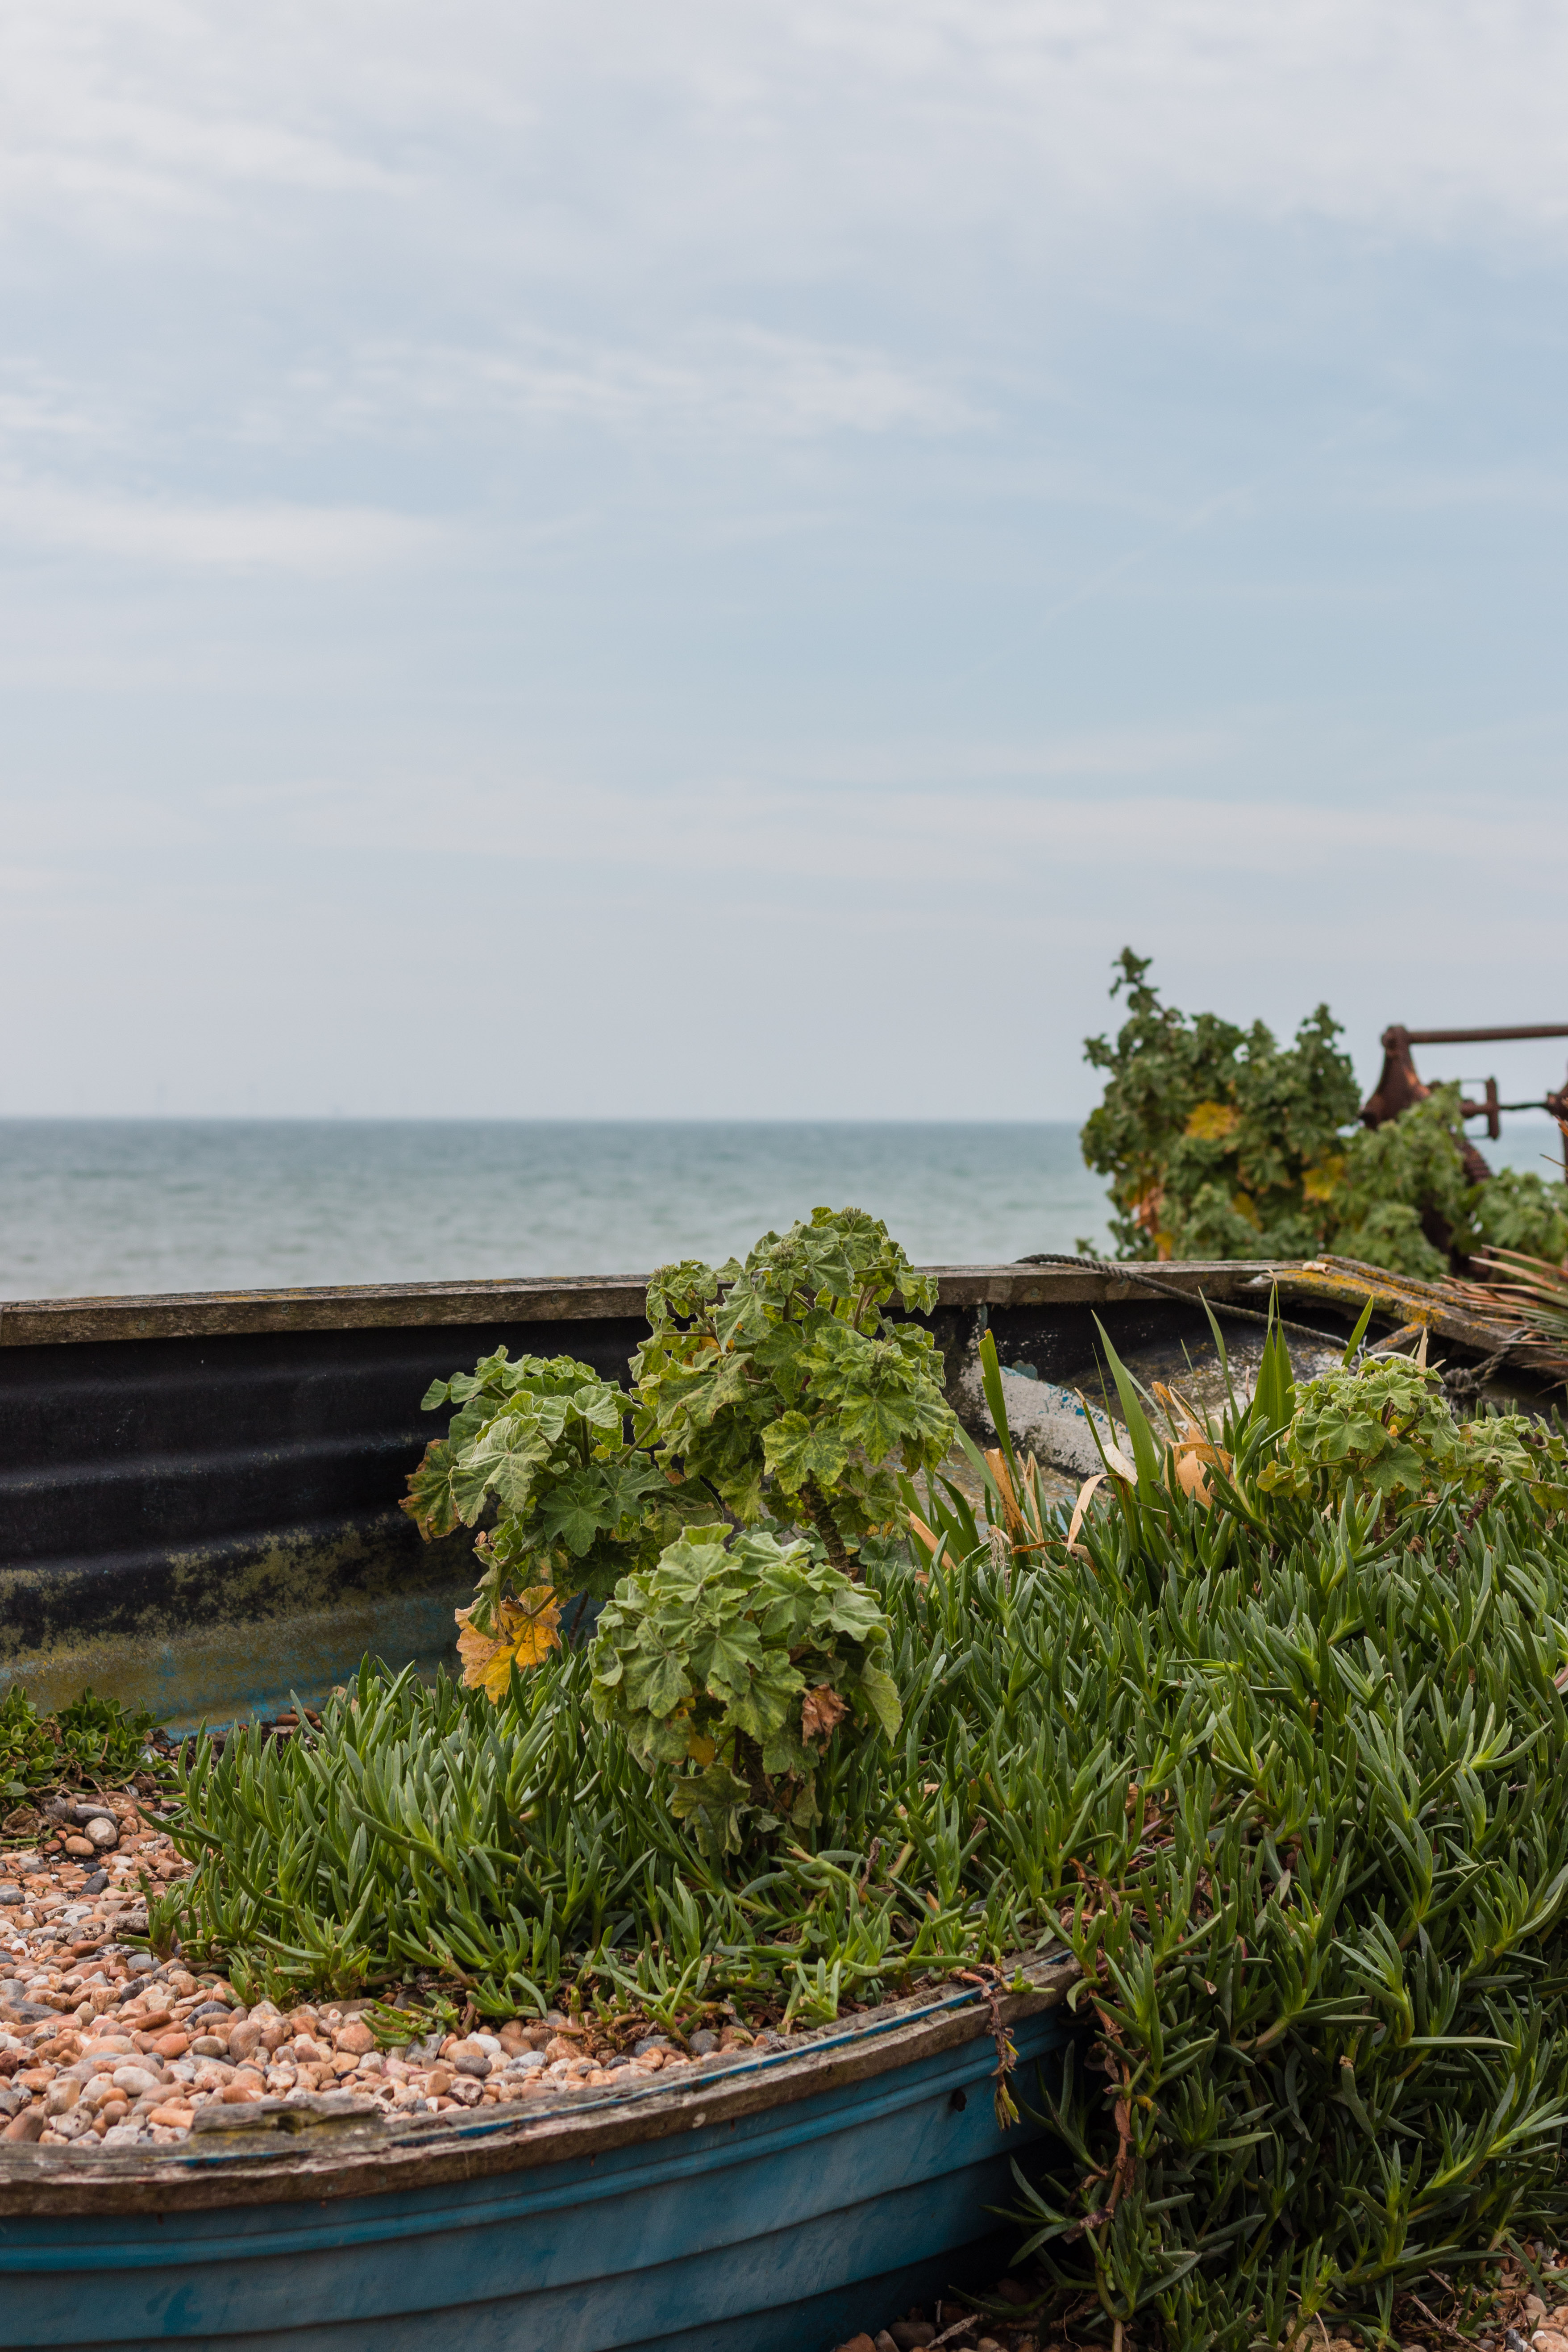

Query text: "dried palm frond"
[1448, 1244, 1568, 1382]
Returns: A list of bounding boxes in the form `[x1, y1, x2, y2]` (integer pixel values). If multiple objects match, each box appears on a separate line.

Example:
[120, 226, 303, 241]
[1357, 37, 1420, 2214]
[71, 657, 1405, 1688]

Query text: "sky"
[3, 1, 1567, 1120]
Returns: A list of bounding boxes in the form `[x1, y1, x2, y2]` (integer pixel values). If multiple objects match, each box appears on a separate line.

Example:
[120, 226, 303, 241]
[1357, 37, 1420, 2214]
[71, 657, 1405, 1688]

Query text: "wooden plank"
[927, 1261, 1276, 1308]
[1256, 1257, 1518, 1359]
[0, 1262, 1283, 1349]
[0, 1274, 653, 1348]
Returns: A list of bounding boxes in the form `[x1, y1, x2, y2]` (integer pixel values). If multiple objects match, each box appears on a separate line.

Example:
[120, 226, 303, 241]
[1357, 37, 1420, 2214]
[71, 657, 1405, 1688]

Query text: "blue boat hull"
[0, 1998, 1073, 2351]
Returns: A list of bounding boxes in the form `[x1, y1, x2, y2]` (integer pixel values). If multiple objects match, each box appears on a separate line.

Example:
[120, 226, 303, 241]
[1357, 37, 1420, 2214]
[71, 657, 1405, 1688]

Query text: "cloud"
[778, 0, 1568, 241]
[0, 2, 403, 235]
[324, 326, 979, 443]
[0, 475, 441, 571]
[197, 766, 1568, 894]
[4, 2, 1568, 266]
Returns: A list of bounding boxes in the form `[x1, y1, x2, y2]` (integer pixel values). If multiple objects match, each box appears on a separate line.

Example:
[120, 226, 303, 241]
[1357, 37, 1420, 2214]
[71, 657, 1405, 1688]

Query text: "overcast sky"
[3, 2, 1566, 1119]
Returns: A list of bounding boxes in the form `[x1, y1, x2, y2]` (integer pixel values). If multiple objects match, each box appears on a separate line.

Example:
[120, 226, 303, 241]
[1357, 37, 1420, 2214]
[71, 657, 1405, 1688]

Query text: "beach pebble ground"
[1, 1792, 733, 2148]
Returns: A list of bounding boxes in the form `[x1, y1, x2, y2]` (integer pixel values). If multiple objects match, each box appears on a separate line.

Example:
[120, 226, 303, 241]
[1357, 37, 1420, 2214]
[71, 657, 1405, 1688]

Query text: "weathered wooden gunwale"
[1262, 1255, 1560, 1374]
[0, 1261, 1282, 1347]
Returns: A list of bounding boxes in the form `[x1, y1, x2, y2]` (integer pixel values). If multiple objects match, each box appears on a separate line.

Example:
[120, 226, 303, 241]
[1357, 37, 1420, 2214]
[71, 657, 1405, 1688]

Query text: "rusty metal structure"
[1361, 1023, 1568, 1178]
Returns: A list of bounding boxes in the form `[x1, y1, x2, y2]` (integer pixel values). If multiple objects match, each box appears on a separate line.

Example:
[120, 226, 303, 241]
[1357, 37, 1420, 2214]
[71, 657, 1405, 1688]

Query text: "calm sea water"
[0, 1121, 1111, 1299]
[2, 1118, 1558, 1303]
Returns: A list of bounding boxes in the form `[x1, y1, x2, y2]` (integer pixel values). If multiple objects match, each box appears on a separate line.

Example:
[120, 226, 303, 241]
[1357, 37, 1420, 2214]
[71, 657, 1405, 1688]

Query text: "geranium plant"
[1080, 947, 1568, 1273]
[630, 1206, 955, 1571]
[400, 1350, 678, 1683]
[403, 1206, 955, 1703]
[1256, 1352, 1568, 1516]
[587, 1524, 903, 1855]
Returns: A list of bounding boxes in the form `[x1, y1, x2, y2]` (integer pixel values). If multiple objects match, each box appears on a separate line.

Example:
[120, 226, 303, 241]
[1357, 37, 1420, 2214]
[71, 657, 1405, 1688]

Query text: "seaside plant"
[402, 1350, 674, 1677]
[160, 1318, 1568, 2345]
[1081, 947, 1568, 1273]
[402, 1206, 952, 1804]
[1, 1684, 165, 1808]
[587, 1524, 902, 1855]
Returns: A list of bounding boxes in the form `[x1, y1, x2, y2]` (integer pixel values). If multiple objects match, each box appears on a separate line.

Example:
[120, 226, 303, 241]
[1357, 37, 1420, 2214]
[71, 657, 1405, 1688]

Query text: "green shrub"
[630, 1207, 954, 1569]
[1080, 948, 1359, 1260]
[404, 1206, 956, 1688]
[1473, 1163, 1568, 1262]
[1256, 1351, 1568, 1512]
[402, 1351, 671, 1648]
[587, 1524, 901, 1856]
[1326, 1087, 1473, 1277]
[1080, 948, 1568, 1274]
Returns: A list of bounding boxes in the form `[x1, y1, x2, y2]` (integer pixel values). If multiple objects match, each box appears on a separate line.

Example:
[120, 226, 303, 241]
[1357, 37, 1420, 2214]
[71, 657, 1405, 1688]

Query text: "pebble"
[445, 2039, 491, 2077]
[112, 2064, 163, 2095]
[1, 1811, 717, 2153]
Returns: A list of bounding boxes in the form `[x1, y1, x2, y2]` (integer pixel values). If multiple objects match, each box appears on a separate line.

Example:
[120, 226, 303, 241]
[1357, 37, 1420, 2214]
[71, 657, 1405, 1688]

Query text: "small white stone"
[112, 2066, 162, 2097]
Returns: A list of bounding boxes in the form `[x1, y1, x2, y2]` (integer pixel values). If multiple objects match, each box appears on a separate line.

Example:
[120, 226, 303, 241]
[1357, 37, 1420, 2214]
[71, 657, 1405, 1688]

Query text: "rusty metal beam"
[1402, 1024, 1568, 1045]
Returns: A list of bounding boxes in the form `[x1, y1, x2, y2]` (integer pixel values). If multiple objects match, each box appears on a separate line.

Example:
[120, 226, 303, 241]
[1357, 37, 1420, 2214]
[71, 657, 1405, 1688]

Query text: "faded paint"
[0, 1580, 472, 1729]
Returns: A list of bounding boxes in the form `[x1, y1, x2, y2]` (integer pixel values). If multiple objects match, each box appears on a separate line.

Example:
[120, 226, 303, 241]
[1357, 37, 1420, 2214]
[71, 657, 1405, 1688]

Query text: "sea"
[0, 1120, 1110, 1300]
[1, 1117, 1559, 1302]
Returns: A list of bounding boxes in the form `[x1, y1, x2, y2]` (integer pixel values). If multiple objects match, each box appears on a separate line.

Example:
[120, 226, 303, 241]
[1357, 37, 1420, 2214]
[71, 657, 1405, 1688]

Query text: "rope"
[1438, 1340, 1518, 1397]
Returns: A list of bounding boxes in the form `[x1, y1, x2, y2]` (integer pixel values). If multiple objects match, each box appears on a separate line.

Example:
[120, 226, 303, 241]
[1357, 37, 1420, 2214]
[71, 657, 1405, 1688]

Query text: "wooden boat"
[0, 1959, 1077, 2351]
[0, 1253, 1521, 2348]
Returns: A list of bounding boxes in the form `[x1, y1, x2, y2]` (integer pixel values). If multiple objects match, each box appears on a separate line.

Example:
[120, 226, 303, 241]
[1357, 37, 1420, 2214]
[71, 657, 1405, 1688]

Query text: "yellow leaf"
[1230, 1192, 1262, 1230]
[1066, 1471, 1106, 1559]
[672, 1701, 718, 1765]
[1170, 1424, 1232, 1510]
[983, 1446, 1023, 1537]
[454, 1587, 562, 1704]
[1302, 1155, 1346, 1203]
[1184, 1100, 1240, 1143]
[1175, 1450, 1213, 1505]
